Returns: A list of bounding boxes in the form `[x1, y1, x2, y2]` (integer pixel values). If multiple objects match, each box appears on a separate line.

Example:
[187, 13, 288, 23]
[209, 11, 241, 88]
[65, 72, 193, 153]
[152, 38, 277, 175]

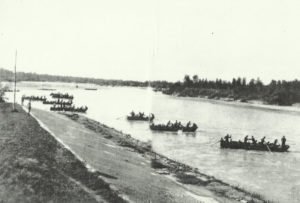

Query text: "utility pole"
[13, 50, 17, 111]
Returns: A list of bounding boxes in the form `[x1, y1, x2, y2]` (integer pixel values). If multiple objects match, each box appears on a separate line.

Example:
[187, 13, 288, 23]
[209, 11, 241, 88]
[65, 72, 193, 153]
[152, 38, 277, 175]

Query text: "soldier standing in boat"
[244, 135, 249, 144]
[130, 111, 135, 117]
[281, 136, 286, 147]
[260, 136, 266, 144]
[251, 136, 257, 144]
[224, 134, 231, 143]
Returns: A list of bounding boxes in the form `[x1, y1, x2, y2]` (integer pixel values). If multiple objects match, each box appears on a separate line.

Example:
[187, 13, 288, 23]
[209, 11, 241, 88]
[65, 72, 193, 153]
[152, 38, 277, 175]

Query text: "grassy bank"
[64, 113, 272, 203]
[0, 103, 125, 203]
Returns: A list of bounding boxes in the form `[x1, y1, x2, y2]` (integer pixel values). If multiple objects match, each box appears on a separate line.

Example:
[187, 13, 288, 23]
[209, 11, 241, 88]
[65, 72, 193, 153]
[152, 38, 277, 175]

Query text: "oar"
[211, 140, 220, 145]
[265, 144, 272, 153]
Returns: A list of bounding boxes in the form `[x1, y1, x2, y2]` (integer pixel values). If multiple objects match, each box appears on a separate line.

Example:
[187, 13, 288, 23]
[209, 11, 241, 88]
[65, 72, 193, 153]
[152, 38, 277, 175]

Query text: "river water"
[5, 81, 300, 203]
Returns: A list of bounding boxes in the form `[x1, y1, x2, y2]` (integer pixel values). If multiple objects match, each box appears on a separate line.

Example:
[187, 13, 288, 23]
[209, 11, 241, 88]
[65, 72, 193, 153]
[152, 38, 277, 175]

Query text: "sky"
[1, 0, 300, 83]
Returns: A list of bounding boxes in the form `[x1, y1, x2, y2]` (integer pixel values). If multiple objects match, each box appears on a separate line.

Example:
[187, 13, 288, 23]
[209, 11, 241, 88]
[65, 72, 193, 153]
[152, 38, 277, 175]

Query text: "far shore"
[163, 92, 300, 114]
[3, 80, 300, 115]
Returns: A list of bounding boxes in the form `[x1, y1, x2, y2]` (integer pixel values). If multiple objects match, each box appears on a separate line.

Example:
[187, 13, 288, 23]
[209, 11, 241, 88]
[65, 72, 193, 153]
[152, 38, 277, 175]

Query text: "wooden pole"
[13, 50, 17, 111]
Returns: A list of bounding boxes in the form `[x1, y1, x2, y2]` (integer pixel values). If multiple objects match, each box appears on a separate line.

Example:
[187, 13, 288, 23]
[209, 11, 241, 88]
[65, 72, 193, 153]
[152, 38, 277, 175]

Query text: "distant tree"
[183, 75, 193, 86]
[236, 77, 242, 87]
[242, 78, 247, 86]
[192, 75, 199, 84]
[232, 78, 237, 88]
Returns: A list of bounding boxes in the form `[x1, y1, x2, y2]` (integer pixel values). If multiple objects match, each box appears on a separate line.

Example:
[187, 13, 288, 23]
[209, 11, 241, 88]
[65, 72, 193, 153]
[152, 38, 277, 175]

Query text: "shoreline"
[63, 112, 271, 203]
[4, 80, 300, 115]
[5, 80, 300, 115]
[163, 93, 300, 115]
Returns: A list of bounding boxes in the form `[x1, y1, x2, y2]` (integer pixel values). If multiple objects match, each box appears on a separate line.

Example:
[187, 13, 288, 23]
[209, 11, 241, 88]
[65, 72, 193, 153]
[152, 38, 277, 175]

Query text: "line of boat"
[22, 92, 88, 113]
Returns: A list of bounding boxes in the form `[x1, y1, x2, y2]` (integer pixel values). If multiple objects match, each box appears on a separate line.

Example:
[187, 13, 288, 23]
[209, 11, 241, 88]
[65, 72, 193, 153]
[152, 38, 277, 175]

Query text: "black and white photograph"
[0, 0, 300, 202]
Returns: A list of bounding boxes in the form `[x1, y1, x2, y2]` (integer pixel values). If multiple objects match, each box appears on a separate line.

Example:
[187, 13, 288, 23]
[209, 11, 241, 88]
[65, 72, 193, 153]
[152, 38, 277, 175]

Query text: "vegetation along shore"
[2, 68, 300, 106]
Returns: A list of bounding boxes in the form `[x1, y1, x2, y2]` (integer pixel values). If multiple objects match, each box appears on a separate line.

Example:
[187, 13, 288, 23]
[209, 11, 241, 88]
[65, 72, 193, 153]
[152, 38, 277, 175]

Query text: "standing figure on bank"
[21, 96, 25, 106]
[28, 100, 32, 114]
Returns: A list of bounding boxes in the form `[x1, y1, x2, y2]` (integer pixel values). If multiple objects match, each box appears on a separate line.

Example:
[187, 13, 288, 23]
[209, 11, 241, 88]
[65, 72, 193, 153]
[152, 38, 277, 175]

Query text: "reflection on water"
[5, 81, 300, 203]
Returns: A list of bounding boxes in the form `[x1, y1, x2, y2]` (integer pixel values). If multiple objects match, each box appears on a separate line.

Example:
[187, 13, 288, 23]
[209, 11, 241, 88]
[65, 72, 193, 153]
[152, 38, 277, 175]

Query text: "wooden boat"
[84, 88, 97, 91]
[22, 96, 46, 101]
[150, 123, 198, 132]
[127, 113, 155, 121]
[50, 93, 73, 99]
[50, 106, 88, 113]
[39, 88, 56, 91]
[4, 89, 20, 92]
[220, 139, 289, 152]
[43, 100, 72, 105]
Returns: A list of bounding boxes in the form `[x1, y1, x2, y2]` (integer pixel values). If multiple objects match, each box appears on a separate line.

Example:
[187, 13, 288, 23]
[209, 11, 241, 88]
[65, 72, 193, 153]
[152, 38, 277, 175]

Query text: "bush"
[0, 84, 7, 103]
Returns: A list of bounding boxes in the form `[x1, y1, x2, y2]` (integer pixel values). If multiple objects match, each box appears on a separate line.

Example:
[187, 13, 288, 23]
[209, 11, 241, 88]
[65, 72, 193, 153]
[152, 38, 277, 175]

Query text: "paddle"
[211, 140, 220, 145]
[265, 144, 272, 153]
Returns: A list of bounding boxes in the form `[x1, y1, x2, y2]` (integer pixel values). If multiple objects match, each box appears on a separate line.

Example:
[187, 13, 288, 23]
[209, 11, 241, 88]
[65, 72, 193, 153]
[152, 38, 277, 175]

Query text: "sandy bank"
[0, 103, 124, 203]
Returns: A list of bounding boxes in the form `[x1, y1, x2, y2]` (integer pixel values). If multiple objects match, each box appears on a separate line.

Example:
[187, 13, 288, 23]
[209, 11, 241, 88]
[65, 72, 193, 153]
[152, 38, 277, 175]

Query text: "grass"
[0, 103, 126, 203]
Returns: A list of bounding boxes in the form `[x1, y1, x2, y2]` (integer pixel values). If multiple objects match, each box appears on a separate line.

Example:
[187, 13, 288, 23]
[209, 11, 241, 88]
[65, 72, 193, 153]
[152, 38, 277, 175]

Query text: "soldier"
[224, 134, 231, 143]
[28, 100, 32, 114]
[260, 136, 266, 144]
[281, 136, 286, 147]
[244, 135, 249, 144]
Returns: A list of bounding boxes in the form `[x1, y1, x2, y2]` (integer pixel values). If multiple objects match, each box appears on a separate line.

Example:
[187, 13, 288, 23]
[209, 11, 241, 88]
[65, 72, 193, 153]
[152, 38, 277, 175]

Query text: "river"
[5, 81, 300, 203]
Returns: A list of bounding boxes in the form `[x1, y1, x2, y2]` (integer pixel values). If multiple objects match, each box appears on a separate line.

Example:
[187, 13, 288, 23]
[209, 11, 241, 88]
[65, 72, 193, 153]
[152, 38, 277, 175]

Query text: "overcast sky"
[1, 0, 300, 82]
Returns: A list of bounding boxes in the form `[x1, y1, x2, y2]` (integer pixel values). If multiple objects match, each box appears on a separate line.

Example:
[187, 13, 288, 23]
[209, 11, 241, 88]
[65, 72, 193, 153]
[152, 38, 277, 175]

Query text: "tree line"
[162, 74, 300, 106]
[1, 68, 300, 106]
[0, 68, 172, 88]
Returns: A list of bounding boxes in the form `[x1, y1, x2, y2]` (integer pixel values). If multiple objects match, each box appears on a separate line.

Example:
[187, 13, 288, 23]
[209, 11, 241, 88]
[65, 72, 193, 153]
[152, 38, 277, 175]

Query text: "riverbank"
[161, 91, 300, 115]
[31, 107, 226, 202]
[60, 112, 271, 203]
[0, 103, 124, 202]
